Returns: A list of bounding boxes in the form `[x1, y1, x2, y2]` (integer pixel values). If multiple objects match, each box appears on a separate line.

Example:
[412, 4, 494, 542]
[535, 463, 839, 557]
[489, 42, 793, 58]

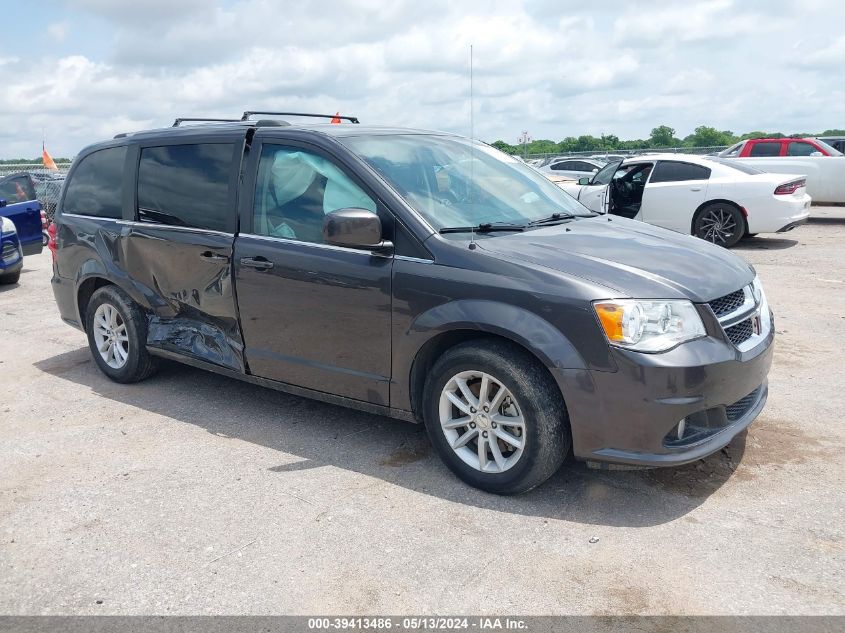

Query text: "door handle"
[240, 256, 274, 270]
[199, 250, 229, 262]
[690, 187, 702, 191]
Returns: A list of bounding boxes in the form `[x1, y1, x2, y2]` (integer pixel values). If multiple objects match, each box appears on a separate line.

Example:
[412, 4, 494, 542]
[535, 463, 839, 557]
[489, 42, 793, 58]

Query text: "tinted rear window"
[650, 161, 711, 183]
[748, 142, 781, 157]
[62, 146, 127, 218]
[137, 143, 233, 232]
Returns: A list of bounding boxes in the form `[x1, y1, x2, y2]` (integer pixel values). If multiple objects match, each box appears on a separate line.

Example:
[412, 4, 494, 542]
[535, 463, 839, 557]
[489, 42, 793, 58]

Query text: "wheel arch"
[403, 301, 587, 422]
[691, 199, 749, 236]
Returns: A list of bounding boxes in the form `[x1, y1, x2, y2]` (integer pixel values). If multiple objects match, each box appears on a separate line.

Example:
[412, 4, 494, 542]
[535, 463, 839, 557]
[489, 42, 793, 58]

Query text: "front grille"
[708, 289, 746, 317]
[725, 387, 762, 421]
[725, 318, 754, 346]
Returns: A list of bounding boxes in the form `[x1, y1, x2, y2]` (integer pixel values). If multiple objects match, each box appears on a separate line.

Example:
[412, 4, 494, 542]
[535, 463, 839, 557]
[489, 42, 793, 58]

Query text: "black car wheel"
[0, 270, 20, 285]
[85, 285, 158, 383]
[693, 203, 744, 248]
[422, 338, 570, 495]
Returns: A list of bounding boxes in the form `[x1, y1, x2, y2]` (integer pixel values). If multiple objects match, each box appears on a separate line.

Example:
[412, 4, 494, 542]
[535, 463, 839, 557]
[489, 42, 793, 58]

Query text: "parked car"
[718, 139, 845, 204]
[537, 157, 605, 180]
[50, 114, 774, 494]
[558, 154, 810, 247]
[818, 136, 845, 153]
[0, 172, 45, 256]
[0, 216, 23, 284]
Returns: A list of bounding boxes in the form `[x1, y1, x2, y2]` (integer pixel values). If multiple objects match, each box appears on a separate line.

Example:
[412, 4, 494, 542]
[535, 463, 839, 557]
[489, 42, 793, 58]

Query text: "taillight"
[40, 209, 48, 229]
[774, 179, 805, 195]
[47, 222, 58, 262]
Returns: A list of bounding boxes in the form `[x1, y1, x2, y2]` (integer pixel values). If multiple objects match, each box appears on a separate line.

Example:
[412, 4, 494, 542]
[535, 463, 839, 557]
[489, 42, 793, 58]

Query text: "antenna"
[469, 44, 475, 210]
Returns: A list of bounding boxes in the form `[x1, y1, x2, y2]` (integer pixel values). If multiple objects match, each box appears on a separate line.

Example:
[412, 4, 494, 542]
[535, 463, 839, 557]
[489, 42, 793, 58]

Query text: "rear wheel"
[85, 285, 157, 383]
[422, 339, 570, 495]
[693, 203, 744, 248]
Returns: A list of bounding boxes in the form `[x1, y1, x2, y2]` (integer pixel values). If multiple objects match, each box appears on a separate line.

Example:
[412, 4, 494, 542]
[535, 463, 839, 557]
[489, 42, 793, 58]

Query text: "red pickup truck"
[719, 137, 843, 158]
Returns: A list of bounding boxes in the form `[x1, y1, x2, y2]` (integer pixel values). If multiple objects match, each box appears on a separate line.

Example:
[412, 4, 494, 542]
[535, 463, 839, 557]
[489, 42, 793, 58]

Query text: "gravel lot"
[1, 210, 843, 615]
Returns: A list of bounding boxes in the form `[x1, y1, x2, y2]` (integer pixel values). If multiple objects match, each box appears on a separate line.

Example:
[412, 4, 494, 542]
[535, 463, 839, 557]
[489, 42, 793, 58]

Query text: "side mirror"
[0, 199, 6, 208]
[577, 177, 591, 185]
[323, 208, 392, 254]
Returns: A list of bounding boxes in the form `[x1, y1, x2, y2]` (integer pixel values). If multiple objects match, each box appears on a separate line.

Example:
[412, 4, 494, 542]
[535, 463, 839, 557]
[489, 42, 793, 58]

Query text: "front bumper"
[554, 325, 774, 467]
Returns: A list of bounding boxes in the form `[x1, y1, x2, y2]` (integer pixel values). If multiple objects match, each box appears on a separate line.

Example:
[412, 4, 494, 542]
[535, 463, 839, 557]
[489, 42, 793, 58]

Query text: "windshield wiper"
[527, 212, 577, 226]
[439, 222, 526, 234]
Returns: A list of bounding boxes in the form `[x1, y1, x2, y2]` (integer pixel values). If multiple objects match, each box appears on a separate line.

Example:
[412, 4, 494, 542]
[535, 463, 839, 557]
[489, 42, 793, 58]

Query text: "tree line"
[0, 158, 72, 165]
[490, 126, 845, 156]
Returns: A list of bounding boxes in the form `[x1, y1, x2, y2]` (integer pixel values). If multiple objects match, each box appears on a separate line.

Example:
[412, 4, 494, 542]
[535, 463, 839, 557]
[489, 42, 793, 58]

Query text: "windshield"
[340, 134, 592, 230]
[814, 139, 844, 156]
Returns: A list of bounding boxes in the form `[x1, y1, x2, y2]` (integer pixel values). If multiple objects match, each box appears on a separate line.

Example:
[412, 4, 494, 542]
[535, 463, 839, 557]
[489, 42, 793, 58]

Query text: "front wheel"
[0, 270, 20, 285]
[422, 339, 570, 495]
[693, 203, 744, 248]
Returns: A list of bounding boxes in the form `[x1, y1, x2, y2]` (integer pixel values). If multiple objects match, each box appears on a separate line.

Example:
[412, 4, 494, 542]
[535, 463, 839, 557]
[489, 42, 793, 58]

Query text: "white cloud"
[47, 21, 69, 42]
[2, 0, 844, 157]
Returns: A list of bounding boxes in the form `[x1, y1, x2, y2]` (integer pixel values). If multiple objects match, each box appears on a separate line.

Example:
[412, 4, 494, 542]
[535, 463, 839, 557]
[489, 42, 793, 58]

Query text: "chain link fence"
[0, 164, 71, 221]
[523, 145, 729, 163]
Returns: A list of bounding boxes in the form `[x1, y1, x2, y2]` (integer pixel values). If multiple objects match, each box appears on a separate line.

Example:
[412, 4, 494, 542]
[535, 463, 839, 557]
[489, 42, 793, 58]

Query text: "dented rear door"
[120, 137, 246, 371]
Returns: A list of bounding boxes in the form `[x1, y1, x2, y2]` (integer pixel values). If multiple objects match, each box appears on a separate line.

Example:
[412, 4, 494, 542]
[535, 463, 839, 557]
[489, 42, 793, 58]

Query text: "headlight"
[751, 275, 764, 304]
[593, 299, 706, 352]
[0, 217, 16, 235]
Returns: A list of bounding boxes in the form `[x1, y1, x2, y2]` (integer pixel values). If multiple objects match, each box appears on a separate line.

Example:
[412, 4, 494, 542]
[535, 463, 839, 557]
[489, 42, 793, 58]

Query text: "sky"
[1, 0, 844, 158]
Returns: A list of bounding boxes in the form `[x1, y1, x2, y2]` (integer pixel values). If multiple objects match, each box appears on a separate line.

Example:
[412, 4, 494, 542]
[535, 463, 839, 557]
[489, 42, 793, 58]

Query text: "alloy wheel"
[698, 207, 738, 245]
[92, 303, 129, 369]
[438, 370, 526, 473]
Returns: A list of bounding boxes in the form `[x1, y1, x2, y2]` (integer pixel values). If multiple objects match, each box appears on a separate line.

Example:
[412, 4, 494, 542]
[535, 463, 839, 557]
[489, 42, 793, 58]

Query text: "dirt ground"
[1, 210, 843, 615]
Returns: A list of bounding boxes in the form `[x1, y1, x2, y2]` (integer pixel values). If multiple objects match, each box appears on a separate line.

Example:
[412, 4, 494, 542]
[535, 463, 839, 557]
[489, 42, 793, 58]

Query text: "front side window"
[253, 145, 376, 243]
[62, 146, 126, 218]
[748, 142, 781, 157]
[650, 161, 712, 183]
[0, 176, 35, 203]
[137, 143, 233, 232]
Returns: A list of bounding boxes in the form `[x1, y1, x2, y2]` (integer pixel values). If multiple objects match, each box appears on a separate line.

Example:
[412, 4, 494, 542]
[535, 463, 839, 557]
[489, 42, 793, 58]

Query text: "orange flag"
[42, 143, 58, 171]
[330, 112, 342, 124]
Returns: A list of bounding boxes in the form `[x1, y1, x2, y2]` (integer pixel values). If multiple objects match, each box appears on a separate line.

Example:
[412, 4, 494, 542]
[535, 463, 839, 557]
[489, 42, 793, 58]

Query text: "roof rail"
[172, 117, 241, 127]
[241, 111, 359, 124]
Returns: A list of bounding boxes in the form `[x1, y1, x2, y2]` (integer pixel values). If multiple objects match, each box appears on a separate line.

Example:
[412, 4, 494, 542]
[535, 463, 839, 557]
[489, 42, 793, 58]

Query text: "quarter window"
[137, 143, 234, 232]
[253, 145, 376, 244]
[748, 142, 782, 157]
[62, 146, 126, 218]
[550, 161, 575, 171]
[650, 161, 711, 183]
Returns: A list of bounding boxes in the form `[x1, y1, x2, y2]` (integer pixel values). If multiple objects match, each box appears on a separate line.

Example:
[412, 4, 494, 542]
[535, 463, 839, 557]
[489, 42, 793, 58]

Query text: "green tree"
[649, 125, 680, 148]
[683, 126, 737, 147]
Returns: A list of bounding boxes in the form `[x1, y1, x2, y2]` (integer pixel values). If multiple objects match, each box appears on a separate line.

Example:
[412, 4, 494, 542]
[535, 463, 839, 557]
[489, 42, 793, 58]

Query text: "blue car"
[0, 172, 45, 258]
[0, 215, 23, 284]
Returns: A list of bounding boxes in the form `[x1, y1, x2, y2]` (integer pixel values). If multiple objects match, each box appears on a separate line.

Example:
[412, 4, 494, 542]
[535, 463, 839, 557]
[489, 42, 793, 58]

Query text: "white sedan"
[556, 154, 811, 247]
[537, 157, 606, 181]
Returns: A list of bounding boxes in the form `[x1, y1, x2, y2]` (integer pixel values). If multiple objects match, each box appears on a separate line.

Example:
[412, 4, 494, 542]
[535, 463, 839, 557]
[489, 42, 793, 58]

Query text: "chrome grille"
[725, 387, 762, 421]
[725, 318, 754, 346]
[708, 289, 746, 317]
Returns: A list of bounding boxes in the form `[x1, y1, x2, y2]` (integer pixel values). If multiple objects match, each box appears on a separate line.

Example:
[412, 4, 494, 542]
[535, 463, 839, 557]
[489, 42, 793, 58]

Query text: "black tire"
[422, 338, 570, 495]
[85, 285, 157, 383]
[693, 203, 744, 248]
[0, 270, 20, 285]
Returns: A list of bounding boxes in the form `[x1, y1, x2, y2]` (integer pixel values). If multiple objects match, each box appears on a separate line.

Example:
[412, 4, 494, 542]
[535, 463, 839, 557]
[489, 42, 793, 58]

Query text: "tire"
[0, 270, 20, 285]
[693, 203, 744, 248]
[85, 285, 157, 383]
[422, 338, 570, 495]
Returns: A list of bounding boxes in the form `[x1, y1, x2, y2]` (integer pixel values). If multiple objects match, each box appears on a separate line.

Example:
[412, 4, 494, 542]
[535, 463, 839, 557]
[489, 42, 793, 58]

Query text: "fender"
[391, 299, 590, 414]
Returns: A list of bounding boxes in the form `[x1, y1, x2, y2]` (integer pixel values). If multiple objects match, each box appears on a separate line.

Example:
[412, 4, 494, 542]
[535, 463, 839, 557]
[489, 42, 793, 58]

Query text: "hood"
[475, 216, 754, 302]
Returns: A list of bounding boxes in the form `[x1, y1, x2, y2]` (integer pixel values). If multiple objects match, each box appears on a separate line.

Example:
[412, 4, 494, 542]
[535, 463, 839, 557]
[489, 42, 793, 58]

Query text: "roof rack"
[172, 117, 241, 127]
[241, 111, 359, 124]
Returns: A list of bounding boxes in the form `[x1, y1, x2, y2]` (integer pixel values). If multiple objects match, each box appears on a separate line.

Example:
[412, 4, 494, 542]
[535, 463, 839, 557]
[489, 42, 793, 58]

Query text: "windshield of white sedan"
[341, 134, 592, 230]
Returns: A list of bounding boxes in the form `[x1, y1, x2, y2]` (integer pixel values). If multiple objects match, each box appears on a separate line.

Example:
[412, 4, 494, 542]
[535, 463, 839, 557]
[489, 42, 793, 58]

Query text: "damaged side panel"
[120, 224, 244, 372]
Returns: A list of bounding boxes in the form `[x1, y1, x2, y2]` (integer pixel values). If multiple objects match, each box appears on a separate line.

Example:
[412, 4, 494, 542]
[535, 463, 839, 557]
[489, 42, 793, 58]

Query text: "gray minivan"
[49, 113, 774, 494]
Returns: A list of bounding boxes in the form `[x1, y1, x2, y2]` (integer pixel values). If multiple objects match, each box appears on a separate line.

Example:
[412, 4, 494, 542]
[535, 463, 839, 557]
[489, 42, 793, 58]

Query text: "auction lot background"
[1, 0, 844, 621]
